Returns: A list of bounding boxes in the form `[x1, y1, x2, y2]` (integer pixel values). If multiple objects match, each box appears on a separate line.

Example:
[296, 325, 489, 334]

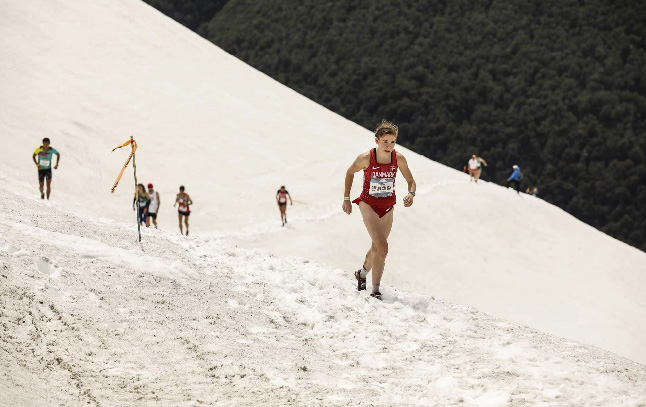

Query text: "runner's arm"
[187, 195, 193, 206]
[342, 153, 369, 214]
[288, 192, 293, 205]
[54, 152, 60, 169]
[174, 195, 178, 207]
[344, 154, 369, 198]
[156, 192, 160, 211]
[398, 154, 416, 207]
[480, 158, 487, 166]
[32, 153, 39, 168]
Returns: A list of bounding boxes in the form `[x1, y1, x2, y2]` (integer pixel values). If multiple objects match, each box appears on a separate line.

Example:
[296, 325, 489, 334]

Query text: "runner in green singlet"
[32, 138, 60, 200]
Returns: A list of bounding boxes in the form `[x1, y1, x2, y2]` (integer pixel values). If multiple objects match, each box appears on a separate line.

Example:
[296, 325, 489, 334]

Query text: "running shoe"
[354, 270, 366, 291]
[370, 291, 382, 300]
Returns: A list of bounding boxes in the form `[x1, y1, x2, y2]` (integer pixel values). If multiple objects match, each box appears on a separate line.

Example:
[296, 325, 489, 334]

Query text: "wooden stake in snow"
[111, 136, 141, 242]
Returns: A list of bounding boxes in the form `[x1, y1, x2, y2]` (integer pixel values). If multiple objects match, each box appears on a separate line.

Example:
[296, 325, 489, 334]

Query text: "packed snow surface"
[1, 189, 646, 406]
[1, 0, 646, 370]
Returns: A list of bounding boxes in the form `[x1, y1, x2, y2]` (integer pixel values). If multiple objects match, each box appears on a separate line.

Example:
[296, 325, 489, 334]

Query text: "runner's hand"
[342, 200, 352, 214]
[403, 193, 414, 207]
[54, 165, 58, 169]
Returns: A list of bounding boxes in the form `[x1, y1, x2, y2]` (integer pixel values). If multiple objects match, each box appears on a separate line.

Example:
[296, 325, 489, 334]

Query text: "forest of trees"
[144, 0, 646, 252]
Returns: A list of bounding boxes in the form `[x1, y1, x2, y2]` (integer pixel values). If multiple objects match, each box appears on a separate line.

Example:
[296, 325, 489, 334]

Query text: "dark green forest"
[144, 0, 646, 251]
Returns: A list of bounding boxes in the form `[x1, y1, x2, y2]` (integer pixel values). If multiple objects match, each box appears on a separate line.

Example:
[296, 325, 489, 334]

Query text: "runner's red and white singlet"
[353, 148, 398, 217]
[178, 196, 190, 212]
[277, 190, 288, 204]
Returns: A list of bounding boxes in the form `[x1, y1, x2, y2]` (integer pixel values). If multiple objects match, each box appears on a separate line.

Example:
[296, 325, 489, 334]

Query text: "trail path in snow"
[1, 188, 645, 406]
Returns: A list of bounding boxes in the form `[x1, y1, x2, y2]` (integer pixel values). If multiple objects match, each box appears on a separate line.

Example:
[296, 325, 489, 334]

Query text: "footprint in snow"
[36, 257, 52, 276]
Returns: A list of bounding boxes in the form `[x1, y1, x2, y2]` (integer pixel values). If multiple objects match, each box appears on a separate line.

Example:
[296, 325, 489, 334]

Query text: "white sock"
[372, 283, 380, 294]
[359, 266, 368, 278]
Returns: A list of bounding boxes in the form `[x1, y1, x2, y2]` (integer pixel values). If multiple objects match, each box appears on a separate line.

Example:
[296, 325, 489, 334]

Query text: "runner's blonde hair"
[375, 119, 398, 138]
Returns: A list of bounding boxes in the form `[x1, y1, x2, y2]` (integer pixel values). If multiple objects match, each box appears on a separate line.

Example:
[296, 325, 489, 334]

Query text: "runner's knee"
[374, 240, 388, 259]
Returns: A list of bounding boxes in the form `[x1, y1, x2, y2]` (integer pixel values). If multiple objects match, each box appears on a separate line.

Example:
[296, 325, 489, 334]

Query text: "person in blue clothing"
[32, 138, 60, 200]
[506, 165, 522, 194]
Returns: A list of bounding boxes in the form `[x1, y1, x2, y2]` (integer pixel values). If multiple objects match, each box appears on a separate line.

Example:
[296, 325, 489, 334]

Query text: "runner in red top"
[174, 185, 193, 236]
[276, 185, 293, 226]
[342, 120, 417, 300]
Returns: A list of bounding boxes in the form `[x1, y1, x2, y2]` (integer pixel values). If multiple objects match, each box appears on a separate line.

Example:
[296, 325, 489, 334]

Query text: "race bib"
[279, 197, 286, 203]
[369, 177, 394, 197]
[40, 158, 50, 167]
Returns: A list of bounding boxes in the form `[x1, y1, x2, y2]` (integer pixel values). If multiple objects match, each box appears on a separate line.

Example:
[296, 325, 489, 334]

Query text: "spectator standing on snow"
[133, 183, 150, 226]
[506, 165, 522, 194]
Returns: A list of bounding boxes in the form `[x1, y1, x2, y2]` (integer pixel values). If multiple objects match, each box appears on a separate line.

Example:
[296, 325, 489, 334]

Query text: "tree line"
[143, 0, 646, 251]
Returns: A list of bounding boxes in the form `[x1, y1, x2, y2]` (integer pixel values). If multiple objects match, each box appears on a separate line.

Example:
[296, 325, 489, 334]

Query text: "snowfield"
[1, 189, 645, 406]
[1, 1, 646, 403]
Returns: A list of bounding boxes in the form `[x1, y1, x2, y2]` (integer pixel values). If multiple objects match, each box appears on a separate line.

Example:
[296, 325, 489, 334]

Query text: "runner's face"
[375, 134, 397, 153]
[43, 141, 50, 149]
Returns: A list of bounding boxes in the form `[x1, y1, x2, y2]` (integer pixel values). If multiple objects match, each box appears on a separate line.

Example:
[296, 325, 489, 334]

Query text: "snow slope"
[1, 0, 645, 366]
[1, 189, 646, 406]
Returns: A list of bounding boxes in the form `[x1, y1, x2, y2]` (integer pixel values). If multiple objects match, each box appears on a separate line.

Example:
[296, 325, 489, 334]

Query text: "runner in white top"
[146, 183, 160, 229]
[468, 155, 479, 182]
[467, 155, 487, 182]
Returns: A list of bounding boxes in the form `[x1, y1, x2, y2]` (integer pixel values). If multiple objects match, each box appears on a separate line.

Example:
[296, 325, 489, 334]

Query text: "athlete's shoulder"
[34, 146, 43, 154]
[395, 151, 409, 165]
[356, 150, 371, 160]
[51, 147, 59, 154]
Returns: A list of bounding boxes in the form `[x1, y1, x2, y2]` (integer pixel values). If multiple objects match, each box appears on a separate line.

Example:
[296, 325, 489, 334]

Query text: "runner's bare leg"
[358, 202, 394, 286]
[46, 179, 52, 199]
[178, 213, 183, 235]
[363, 242, 377, 271]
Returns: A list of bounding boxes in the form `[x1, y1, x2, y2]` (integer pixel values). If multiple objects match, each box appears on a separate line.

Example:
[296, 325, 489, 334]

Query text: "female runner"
[342, 120, 416, 299]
